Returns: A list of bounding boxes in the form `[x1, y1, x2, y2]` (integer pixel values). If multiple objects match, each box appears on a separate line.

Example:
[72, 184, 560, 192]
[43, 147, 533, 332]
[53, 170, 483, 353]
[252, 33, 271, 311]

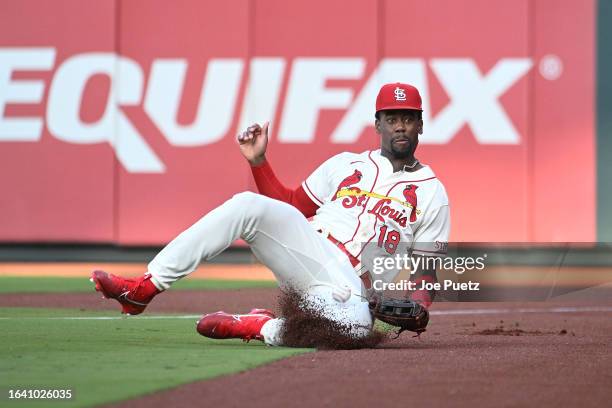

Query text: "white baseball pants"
[147, 191, 372, 345]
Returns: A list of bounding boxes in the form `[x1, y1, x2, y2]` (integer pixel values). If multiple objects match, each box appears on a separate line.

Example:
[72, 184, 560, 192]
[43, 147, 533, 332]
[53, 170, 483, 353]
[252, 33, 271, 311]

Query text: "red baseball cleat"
[196, 309, 275, 342]
[247, 308, 276, 319]
[90, 270, 160, 315]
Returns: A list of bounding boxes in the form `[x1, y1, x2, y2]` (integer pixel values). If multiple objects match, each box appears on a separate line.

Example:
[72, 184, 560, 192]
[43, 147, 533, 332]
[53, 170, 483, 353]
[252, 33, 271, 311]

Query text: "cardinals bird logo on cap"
[394, 87, 406, 101]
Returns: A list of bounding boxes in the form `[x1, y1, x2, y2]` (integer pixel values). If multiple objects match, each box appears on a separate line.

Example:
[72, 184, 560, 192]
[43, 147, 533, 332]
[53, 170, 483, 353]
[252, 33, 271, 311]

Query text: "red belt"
[323, 232, 372, 289]
[325, 233, 360, 267]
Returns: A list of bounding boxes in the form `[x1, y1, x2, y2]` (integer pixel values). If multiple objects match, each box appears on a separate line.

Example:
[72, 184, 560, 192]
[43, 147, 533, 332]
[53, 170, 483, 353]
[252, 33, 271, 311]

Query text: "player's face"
[375, 110, 423, 159]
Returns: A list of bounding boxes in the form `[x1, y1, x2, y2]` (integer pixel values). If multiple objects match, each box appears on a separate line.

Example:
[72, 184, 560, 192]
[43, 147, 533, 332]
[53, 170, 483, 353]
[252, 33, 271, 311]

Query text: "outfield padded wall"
[0, 0, 597, 244]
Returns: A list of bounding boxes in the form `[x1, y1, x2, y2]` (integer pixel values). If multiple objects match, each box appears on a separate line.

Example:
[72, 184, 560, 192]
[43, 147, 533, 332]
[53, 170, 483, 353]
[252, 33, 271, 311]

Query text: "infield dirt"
[110, 298, 611, 408]
[3, 287, 610, 408]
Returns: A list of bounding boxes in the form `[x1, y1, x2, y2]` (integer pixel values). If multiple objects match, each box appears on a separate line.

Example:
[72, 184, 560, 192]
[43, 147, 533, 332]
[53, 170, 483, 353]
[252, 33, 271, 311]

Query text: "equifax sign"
[0, 47, 533, 173]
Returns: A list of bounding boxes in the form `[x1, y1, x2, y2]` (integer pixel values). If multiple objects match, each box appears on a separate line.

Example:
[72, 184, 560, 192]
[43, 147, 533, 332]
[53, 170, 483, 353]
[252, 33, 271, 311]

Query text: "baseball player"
[91, 83, 450, 346]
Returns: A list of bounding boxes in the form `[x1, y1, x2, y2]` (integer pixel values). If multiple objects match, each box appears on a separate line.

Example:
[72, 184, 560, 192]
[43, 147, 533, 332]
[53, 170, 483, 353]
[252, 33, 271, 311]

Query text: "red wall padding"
[0, 0, 595, 244]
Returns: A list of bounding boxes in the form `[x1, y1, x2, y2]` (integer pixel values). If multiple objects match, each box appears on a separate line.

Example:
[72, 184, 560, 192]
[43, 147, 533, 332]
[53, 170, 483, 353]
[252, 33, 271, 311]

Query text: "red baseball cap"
[376, 83, 423, 112]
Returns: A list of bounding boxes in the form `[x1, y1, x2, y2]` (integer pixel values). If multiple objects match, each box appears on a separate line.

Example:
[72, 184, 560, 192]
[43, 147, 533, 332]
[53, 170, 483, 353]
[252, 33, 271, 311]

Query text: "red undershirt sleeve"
[250, 159, 320, 218]
[409, 269, 436, 309]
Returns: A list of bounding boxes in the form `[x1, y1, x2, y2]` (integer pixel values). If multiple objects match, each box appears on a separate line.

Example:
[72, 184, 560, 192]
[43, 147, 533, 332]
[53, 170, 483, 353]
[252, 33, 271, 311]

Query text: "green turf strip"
[0, 307, 311, 407]
[0, 276, 276, 294]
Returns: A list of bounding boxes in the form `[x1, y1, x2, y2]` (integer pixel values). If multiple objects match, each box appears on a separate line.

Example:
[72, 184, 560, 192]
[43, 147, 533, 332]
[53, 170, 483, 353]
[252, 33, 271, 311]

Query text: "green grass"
[0, 307, 311, 407]
[0, 276, 276, 294]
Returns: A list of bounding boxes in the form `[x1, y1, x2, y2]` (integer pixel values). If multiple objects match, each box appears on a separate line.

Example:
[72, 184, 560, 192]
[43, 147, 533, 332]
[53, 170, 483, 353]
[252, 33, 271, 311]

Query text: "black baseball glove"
[369, 295, 429, 337]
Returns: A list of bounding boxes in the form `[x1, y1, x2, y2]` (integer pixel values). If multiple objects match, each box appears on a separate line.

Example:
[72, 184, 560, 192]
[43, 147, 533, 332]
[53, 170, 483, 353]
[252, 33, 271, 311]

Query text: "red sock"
[132, 274, 161, 302]
[410, 276, 434, 308]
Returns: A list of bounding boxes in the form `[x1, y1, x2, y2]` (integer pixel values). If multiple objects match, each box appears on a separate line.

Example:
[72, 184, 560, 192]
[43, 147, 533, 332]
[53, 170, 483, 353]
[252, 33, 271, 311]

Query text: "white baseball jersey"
[302, 149, 450, 260]
[148, 149, 449, 346]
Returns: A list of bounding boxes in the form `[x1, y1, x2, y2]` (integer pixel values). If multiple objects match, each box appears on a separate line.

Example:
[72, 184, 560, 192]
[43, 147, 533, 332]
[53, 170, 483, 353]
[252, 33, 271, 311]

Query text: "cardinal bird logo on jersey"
[332, 169, 362, 201]
[403, 184, 419, 222]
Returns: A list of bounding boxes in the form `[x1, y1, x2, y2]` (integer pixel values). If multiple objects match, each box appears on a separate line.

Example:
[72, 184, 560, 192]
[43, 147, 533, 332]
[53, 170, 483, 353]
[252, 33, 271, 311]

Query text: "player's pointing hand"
[237, 121, 269, 166]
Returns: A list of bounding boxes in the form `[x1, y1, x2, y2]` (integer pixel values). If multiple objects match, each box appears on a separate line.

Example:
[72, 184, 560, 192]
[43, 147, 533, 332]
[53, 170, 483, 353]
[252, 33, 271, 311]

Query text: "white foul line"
[0, 315, 202, 320]
[430, 306, 612, 316]
[0, 306, 611, 320]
